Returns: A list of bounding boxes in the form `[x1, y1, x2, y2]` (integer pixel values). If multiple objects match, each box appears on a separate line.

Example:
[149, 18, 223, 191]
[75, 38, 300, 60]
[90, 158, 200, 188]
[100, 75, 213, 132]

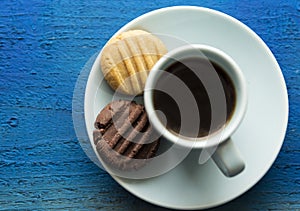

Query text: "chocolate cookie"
[93, 100, 160, 170]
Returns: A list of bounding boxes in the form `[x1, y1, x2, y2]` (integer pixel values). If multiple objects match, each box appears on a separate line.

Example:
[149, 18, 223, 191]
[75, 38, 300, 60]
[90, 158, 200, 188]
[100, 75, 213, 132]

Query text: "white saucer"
[84, 6, 288, 210]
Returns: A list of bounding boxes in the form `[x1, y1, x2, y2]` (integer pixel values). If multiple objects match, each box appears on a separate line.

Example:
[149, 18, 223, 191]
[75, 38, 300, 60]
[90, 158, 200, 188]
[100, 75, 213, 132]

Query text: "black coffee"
[153, 57, 236, 138]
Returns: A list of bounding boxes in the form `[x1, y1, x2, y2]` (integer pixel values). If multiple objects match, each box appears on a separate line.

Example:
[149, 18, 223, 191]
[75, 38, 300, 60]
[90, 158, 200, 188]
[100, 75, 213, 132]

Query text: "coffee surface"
[153, 57, 236, 138]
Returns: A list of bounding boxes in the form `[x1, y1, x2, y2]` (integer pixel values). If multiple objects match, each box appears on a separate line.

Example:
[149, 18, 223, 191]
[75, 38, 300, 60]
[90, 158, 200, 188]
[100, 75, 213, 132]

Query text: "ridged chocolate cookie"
[93, 100, 160, 171]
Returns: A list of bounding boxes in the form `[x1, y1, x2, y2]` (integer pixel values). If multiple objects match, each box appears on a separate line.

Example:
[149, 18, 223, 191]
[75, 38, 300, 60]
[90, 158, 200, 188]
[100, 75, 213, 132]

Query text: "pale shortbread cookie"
[100, 30, 167, 95]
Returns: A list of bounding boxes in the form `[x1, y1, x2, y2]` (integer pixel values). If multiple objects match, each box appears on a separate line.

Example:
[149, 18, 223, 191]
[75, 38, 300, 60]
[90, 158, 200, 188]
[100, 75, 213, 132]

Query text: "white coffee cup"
[144, 44, 247, 177]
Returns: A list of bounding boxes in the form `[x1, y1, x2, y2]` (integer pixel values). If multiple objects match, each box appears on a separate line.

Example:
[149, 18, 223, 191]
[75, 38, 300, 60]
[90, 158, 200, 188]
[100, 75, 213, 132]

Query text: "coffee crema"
[153, 57, 236, 138]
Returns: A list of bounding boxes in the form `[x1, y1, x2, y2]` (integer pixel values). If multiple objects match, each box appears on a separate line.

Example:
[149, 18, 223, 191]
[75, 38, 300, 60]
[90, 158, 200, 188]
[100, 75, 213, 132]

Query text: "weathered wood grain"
[0, 0, 299, 210]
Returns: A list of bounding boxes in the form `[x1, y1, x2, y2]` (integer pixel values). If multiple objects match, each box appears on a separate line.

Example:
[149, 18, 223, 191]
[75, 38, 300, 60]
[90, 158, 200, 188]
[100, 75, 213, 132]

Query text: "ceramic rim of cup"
[144, 44, 247, 149]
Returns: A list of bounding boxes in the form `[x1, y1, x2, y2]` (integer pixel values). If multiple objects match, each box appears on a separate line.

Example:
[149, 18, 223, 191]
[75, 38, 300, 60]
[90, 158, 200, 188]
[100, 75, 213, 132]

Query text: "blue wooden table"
[1, 0, 299, 210]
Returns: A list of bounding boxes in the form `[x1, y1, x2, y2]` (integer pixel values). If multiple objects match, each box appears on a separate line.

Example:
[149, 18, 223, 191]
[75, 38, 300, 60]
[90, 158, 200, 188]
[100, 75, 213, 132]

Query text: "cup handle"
[212, 138, 245, 177]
